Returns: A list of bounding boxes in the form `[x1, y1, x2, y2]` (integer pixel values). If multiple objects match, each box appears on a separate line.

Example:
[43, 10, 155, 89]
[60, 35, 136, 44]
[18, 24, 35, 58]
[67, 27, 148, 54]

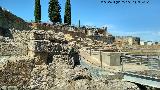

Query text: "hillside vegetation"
[0, 6, 30, 37]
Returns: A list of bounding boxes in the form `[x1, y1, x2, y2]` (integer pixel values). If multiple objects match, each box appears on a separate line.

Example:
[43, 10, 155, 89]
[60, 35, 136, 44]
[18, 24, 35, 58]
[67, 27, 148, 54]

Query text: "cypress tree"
[48, 0, 62, 24]
[34, 0, 41, 23]
[64, 0, 71, 25]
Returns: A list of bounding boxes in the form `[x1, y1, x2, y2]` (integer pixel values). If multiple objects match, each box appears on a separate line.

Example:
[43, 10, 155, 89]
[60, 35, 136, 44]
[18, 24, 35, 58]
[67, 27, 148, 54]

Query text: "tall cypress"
[64, 0, 71, 25]
[48, 0, 62, 24]
[34, 0, 41, 23]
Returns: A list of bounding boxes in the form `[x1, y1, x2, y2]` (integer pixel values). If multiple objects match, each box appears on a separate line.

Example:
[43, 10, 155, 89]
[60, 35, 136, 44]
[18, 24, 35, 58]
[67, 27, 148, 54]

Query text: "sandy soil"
[79, 48, 149, 73]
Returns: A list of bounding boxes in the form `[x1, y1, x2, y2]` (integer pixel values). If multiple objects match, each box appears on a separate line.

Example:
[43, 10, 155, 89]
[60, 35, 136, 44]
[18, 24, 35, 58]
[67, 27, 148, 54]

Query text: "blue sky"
[0, 0, 160, 41]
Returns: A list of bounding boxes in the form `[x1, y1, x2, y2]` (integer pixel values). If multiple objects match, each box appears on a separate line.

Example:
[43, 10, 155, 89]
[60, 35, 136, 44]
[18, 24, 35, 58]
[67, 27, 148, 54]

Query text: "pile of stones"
[0, 57, 35, 89]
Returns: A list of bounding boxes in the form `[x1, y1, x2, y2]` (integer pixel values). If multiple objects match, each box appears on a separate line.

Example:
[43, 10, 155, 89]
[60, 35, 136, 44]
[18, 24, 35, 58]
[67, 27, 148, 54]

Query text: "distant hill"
[0, 6, 30, 37]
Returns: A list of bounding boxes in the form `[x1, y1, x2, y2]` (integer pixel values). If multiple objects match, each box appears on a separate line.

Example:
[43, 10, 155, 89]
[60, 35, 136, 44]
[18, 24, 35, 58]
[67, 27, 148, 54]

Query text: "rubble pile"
[28, 65, 53, 89]
[27, 56, 140, 90]
[0, 51, 140, 90]
[0, 30, 31, 56]
[49, 57, 92, 90]
[0, 57, 35, 89]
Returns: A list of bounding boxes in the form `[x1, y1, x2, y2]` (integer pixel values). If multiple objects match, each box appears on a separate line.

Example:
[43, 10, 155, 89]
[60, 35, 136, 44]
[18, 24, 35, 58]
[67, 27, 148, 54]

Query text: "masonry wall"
[0, 57, 35, 88]
[102, 52, 121, 66]
[0, 31, 30, 56]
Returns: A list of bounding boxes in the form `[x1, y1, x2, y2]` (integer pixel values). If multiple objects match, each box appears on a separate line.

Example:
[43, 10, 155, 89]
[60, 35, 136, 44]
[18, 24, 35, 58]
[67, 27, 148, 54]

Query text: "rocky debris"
[24, 55, 92, 90]
[70, 66, 92, 81]
[48, 57, 92, 90]
[30, 30, 46, 40]
[28, 65, 50, 90]
[0, 54, 140, 90]
[0, 56, 10, 65]
[1, 86, 18, 90]
[0, 57, 35, 89]
[26, 56, 140, 90]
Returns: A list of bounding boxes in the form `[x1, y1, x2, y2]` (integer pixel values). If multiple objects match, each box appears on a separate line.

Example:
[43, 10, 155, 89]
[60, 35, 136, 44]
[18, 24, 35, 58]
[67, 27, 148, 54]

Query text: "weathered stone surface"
[0, 57, 35, 89]
[26, 56, 139, 90]
[28, 40, 50, 52]
[29, 30, 46, 40]
[0, 29, 140, 90]
[0, 86, 18, 90]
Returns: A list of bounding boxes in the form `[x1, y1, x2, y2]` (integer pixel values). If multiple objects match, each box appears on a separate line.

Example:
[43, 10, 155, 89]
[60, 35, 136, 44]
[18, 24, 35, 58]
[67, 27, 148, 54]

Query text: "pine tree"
[34, 0, 41, 23]
[64, 0, 71, 25]
[48, 0, 62, 24]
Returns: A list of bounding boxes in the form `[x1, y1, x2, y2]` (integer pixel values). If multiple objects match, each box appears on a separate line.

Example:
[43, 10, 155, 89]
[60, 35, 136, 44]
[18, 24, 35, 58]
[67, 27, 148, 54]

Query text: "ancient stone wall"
[0, 57, 35, 89]
[0, 29, 140, 90]
[0, 30, 30, 56]
[0, 24, 111, 57]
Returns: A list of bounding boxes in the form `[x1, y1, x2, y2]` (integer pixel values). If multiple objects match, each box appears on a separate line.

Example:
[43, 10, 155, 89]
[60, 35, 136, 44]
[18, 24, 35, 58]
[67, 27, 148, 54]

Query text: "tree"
[48, 0, 62, 24]
[64, 0, 71, 25]
[34, 0, 41, 23]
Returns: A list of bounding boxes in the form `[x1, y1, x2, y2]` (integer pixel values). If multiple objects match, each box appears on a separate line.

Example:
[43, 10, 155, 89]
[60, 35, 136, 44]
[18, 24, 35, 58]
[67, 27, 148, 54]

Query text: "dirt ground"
[79, 48, 149, 73]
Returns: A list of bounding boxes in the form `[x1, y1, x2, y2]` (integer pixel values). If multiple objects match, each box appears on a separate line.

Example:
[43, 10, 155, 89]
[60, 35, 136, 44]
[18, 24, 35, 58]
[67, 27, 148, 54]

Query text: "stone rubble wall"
[0, 31, 30, 56]
[0, 43, 140, 90]
[0, 42, 28, 56]
[0, 30, 65, 56]
[0, 28, 140, 90]
[27, 56, 140, 90]
[0, 55, 139, 90]
[0, 24, 109, 56]
[0, 56, 35, 89]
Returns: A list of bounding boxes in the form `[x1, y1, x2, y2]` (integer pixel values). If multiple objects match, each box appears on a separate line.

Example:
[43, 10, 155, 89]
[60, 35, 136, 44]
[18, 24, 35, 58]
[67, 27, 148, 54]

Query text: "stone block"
[28, 40, 49, 52]
[102, 52, 122, 66]
[30, 30, 46, 40]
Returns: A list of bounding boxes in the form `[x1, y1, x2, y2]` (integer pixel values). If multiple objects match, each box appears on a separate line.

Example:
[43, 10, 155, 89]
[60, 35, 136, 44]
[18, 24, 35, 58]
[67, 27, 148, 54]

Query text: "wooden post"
[147, 55, 150, 68]
[90, 46, 91, 56]
[121, 56, 124, 72]
[100, 50, 102, 68]
[141, 55, 142, 65]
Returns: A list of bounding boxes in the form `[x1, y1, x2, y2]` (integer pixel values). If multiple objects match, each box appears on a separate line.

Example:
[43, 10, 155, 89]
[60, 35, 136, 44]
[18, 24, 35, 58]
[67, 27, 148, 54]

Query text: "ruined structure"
[85, 26, 115, 44]
[115, 36, 140, 46]
[0, 29, 140, 90]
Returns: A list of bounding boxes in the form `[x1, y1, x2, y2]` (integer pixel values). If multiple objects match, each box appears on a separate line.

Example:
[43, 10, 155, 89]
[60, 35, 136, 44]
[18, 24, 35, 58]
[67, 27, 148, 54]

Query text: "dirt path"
[79, 49, 122, 72]
[79, 49, 149, 73]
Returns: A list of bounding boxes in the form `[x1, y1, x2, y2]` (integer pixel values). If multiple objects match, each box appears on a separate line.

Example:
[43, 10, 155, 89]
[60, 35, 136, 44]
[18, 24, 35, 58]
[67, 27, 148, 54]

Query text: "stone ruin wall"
[0, 55, 140, 90]
[0, 23, 111, 56]
[0, 30, 32, 56]
[0, 28, 65, 56]
[0, 28, 141, 90]
[0, 29, 69, 89]
[0, 25, 98, 56]
[1, 25, 159, 90]
[0, 57, 35, 88]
